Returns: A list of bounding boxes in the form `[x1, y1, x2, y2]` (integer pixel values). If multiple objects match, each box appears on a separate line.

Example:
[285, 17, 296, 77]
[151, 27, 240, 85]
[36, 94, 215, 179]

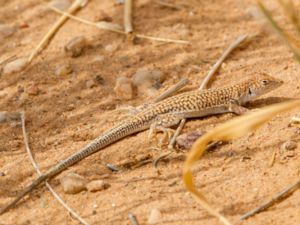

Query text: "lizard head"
[239, 74, 284, 103]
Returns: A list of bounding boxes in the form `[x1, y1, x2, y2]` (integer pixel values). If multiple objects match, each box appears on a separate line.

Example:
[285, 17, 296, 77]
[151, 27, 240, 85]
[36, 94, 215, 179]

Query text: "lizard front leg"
[228, 99, 249, 115]
[148, 113, 183, 147]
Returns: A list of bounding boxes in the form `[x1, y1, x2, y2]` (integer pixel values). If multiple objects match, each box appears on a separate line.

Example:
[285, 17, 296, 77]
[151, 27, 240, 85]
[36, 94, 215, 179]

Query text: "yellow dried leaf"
[183, 100, 300, 225]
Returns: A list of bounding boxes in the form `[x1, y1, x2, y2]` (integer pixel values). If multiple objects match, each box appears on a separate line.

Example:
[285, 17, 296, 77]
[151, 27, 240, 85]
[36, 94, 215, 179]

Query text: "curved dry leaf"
[183, 100, 300, 225]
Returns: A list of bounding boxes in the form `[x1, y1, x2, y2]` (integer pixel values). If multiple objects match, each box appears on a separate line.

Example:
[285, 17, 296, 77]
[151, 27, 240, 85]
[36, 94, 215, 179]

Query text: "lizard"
[0, 74, 283, 215]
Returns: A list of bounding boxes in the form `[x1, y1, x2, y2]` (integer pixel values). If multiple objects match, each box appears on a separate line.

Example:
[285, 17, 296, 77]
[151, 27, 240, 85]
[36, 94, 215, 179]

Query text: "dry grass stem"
[257, 0, 300, 63]
[128, 212, 140, 225]
[183, 100, 300, 225]
[199, 34, 248, 90]
[28, 0, 87, 63]
[0, 55, 17, 65]
[20, 112, 90, 225]
[240, 178, 300, 220]
[269, 148, 277, 167]
[49, 6, 189, 44]
[155, 0, 183, 10]
[153, 78, 189, 103]
[278, 0, 300, 35]
[124, 0, 133, 34]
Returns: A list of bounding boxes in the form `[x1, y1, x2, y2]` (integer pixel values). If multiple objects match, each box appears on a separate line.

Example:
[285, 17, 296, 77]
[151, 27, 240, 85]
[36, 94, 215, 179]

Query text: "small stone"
[241, 155, 251, 162]
[281, 140, 297, 150]
[176, 130, 203, 149]
[86, 79, 96, 89]
[0, 112, 8, 123]
[48, 0, 71, 10]
[95, 75, 105, 85]
[104, 44, 118, 52]
[18, 21, 29, 29]
[87, 180, 110, 192]
[27, 83, 40, 96]
[17, 85, 24, 93]
[0, 24, 16, 40]
[60, 172, 87, 194]
[92, 55, 104, 63]
[55, 64, 73, 76]
[172, 23, 189, 38]
[64, 36, 87, 57]
[132, 69, 165, 87]
[148, 208, 162, 224]
[94, 10, 113, 22]
[132, 69, 165, 97]
[114, 76, 133, 100]
[3, 57, 28, 74]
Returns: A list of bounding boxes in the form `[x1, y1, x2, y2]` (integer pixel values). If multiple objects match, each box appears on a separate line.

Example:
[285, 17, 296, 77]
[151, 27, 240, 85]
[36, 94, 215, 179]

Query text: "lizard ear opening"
[262, 80, 269, 85]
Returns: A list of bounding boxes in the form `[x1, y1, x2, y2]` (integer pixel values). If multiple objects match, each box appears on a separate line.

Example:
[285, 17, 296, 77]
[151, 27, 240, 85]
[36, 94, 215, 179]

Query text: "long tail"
[0, 120, 144, 215]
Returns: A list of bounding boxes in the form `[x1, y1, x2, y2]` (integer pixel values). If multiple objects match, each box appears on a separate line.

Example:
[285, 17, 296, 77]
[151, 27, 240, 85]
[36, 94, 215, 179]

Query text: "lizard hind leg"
[148, 113, 183, 147]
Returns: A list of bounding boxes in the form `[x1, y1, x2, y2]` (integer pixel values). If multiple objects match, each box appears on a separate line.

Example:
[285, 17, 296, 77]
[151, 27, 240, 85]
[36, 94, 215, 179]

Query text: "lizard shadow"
[246, 97, 296, 108]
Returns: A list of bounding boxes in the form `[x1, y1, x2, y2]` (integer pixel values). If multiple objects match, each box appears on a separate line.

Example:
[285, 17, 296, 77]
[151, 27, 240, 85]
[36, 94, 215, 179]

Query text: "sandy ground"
[0, 0, 300, 225]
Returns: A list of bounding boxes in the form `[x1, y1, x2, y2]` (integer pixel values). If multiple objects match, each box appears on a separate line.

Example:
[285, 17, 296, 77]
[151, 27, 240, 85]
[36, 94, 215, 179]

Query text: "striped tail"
[0, 120, 145, 215]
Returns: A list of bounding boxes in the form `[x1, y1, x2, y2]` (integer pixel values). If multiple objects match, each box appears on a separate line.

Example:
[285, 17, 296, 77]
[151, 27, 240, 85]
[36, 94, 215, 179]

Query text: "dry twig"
[155, 0, 183, 10]
[124, 0, 133, 34]
[199, 34, 248, 90]
[28, 0, 87, 63]
[257, 0, 300, 63]
[20, 112, 90, 225]
[240, 178, 300, 220]
[153, 78, 189, 103]
[49, 6, 189, 44]
[128, 212, 140, 225]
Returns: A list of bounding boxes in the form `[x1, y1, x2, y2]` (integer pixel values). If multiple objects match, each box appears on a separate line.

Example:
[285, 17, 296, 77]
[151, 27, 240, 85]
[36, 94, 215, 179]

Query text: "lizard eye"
[262, 80, 269, 85]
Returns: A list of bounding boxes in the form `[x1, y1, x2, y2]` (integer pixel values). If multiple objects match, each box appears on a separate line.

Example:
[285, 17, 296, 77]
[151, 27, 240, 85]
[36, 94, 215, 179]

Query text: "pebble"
[55, 64, 73, 76]
[48, 0, 71, 10]
[87, 180, 110, 192]
[64, 36, 87, 57]
[132, 69, 165, 97]
[281, 140, 297, 151]
[95, 75, 105, 85]
[132, 69, 165, 87]
[92, 55, 105, 63]
[27, 83, 40, 96]
[114, 76, 133, 100]
[18, 21, 29, 29]
[172, 23, 189, 38]
[0, 112, 8, 123]
[94, 10, 113, 22]
[0, 24, 16, 40]
[104, 43, 118, 52]
[148, 208, 162, 224]
[3, 57, 28, 74]
[85, 79, 96, 89]
[176, 130, 203, 149]
[60, 172, 87, 194]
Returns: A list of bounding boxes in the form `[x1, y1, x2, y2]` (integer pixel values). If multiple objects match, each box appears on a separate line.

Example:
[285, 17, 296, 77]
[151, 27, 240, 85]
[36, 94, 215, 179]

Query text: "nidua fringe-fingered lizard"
[0, 74, 283, 215]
